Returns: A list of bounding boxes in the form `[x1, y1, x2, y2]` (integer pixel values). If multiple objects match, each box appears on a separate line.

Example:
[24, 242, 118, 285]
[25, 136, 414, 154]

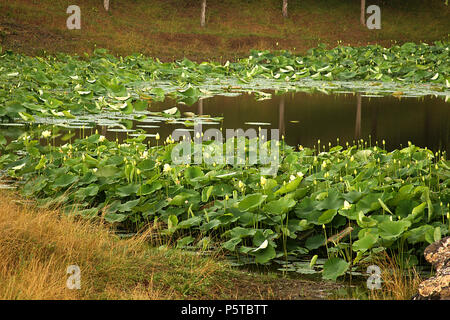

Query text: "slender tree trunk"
[360, 0, 366, 26]
[282, 0, 288, 18]
[201, 0, 206, 27]
[104, 0, 110, 11]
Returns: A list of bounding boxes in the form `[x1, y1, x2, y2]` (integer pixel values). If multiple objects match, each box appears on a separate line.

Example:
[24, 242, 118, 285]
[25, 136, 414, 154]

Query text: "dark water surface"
[148, 92, 449, 153]
[1, 91, 448, 153]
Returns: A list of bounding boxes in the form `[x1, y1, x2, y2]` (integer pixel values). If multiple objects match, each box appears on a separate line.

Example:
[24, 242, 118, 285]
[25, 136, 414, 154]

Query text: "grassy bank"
[0, 0, 449, 61]
[0, 192, 345, 300]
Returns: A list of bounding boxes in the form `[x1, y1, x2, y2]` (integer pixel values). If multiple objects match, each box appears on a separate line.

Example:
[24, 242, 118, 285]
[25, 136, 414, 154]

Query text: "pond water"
[1, 91, 448, 153]
[151, 92, 449, 153]
[74, 91, 446, 155]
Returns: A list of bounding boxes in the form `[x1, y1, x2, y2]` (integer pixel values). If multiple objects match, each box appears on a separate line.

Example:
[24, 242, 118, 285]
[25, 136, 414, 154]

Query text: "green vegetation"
[1, 42, 449, 283]
[1, 127, 449, 281]
[2, 191, 339, 300]
[1, 0, 449, 301]
[0, 42, 449, 123]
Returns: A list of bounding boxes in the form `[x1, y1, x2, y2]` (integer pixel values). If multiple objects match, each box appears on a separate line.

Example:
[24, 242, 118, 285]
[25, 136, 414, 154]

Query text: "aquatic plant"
[1, 130, 448, 280]
[1, 42, 449, 122]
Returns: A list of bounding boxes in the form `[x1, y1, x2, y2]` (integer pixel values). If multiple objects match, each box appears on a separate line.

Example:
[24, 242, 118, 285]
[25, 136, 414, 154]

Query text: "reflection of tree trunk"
[279, 96, 285, 138]
[371, 100, 378, 142]
[444, 107, 450, 154]
[355, 94, 361, 140]
[282, 0, 288, 18]
[101, 126, 107, 136]
[425, 103, 430, 150]
[104, 0, 110, 11]
[361, 0, 366, 26]
[198, 99, 203, 116]
[201, 0, 206, 27]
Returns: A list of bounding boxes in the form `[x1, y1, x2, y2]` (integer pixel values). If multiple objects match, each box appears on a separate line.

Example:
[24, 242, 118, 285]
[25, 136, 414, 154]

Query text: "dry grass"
[0, 0, 448, 61]
[368, 251, 423, 300]
[0, 192, 226, 300]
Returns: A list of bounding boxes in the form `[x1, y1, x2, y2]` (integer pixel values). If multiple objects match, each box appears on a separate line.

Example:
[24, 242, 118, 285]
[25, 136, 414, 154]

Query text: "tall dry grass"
[0, 192, 223, 300]
[368, 251, 423, 300]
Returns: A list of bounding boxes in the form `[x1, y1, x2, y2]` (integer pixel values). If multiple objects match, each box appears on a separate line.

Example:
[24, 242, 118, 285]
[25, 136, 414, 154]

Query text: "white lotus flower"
[163, 164, 171, 173]
[141, 151, 148, 159]
[98, 135, 105, 142]
[42, 130, 52, 138]
[342, 200, 352, 210]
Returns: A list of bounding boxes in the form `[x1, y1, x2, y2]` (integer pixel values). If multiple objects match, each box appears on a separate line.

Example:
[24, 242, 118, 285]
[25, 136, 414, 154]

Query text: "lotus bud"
[260, 176, 267, 186]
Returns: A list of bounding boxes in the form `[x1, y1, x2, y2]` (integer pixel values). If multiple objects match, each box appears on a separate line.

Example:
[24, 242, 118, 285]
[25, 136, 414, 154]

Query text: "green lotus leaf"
[322, 257, 350, 281]
[238, 193, 267, 212]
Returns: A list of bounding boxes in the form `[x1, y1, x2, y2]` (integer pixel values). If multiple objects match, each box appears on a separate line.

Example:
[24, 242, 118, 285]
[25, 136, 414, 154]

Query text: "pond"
[150, 92, 449, 154]
[0, 88, 447, 291]
[2, 91, 448, 154]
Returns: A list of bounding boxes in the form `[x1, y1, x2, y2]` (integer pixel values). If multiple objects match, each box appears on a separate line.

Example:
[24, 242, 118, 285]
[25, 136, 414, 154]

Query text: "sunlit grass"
[0, 192, 229, 299]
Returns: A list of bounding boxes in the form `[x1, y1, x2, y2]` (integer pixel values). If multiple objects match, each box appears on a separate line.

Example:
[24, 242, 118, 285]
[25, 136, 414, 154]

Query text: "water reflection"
[1, 92, 448, 154]
[150, 92, 449, 153]
[355, 94, 361, 140]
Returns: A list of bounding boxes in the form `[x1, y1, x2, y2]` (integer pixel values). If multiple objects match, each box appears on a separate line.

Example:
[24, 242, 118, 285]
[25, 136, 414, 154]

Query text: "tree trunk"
[360, 0, 366, 26]
[201, 0, 206, 27]
[282, 0, 288, 18]
[104, 0, 110, 11]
